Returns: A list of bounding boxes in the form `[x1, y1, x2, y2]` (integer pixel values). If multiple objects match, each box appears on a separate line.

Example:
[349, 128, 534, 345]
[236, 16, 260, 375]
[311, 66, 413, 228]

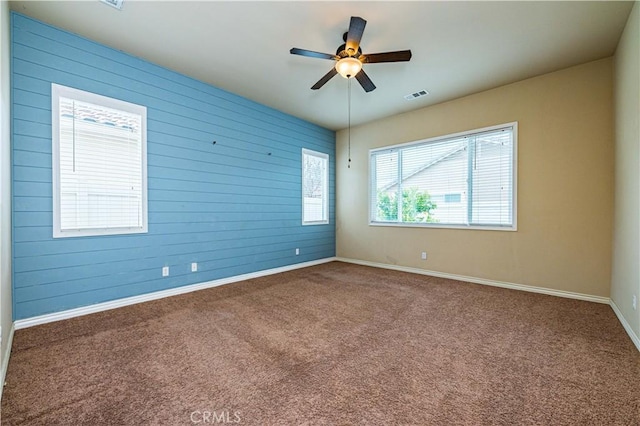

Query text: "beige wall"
[612, 2, 640, 337]
[337, 58, 614, 298]
[0, 0, 12, 397]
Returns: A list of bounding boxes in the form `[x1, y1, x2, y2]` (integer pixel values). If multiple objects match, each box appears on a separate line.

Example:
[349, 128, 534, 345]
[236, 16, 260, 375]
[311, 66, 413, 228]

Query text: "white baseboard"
[11, 256, 638, 355]
[336, 257, 640, 353]
[335, 257, 611, 304]
[609, 300, 640, 352]
[14, 257, 337, 330]
[0, 322, 15, 403]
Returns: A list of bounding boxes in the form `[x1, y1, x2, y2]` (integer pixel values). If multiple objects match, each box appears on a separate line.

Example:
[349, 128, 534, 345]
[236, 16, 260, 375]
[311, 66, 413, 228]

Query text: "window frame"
[301, 148, 329, 226]
[369, 122, 518, 231]
[51, 83, 148, 238]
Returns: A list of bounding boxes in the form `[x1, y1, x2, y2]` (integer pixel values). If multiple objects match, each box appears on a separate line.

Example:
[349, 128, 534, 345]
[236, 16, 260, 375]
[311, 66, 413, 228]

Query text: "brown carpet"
[2, 261, 639, 425]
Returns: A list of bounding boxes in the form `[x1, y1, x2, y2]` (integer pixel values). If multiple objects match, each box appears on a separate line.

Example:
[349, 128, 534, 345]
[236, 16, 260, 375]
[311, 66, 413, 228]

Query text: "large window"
[370, 122, 517, 230]
[302, 148, 329, 225]
[52, 84, 147, 238]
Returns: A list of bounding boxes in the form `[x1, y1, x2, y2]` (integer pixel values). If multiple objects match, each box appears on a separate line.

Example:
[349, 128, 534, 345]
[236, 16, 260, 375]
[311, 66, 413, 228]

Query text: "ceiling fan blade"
[361, 50, 413, 63]
[311, 68, 338, 90]
[290, 48, 339, 61]
[355, 69, 376, 92]
[345, 16, 367, 55]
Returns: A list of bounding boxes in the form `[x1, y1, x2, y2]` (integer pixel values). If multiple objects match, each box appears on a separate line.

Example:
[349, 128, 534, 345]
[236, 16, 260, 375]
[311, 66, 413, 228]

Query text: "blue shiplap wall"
[11, 13, 335, 320]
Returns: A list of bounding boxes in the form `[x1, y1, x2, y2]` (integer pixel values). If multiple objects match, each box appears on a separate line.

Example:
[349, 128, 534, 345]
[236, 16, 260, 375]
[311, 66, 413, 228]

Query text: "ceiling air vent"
[100, 0, 124, 10]
[404, 89, 429, 101]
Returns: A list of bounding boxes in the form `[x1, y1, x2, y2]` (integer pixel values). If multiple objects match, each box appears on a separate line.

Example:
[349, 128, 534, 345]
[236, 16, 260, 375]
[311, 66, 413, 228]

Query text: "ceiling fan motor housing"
[336, 43, 362, 59]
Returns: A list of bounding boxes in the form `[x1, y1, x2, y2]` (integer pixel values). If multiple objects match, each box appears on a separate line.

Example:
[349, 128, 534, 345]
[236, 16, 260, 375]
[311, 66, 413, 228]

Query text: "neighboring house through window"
[52, 84, 148, 238]
[302, 148, 329, 225]
[370, 122, 517, 230]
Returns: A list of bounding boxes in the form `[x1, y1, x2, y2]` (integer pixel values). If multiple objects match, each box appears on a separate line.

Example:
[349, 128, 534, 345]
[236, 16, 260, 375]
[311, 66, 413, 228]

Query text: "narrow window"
[52, 84, 147, 237]
[302, 148, 329, 225]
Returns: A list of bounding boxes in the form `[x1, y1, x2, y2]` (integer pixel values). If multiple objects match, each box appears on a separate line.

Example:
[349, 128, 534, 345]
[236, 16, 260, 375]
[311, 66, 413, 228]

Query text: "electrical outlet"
[295, 248, 300, 255]
[421, 252, 427, 260]
[162, 266, 169, 277]
[191, 262, 198, 272]
[633, 294, 637, 311]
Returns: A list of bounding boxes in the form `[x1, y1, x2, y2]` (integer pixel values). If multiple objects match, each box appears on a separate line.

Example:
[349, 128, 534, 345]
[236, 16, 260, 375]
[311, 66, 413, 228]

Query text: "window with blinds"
[52, 84, 148, 238]
[302, 148, 329, 225]
[370, 123, 516, 230]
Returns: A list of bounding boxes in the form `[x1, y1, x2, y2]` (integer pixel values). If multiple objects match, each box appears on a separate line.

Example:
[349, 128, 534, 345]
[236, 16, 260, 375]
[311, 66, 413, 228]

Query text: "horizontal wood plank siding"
[11, 13, 335, 319]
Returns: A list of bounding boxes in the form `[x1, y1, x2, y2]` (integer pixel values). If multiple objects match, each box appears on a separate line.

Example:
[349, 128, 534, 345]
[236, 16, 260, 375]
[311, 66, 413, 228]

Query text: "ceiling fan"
[290, 16, 412, 93]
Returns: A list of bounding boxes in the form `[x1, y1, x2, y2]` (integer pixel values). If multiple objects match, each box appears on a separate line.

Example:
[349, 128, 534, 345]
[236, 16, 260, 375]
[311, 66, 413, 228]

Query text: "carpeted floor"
[2, 261, 639, 425]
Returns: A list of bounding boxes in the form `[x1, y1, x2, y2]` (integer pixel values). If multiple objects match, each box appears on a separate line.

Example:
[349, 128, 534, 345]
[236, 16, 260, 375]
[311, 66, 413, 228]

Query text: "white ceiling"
[10, 1, 634, 131]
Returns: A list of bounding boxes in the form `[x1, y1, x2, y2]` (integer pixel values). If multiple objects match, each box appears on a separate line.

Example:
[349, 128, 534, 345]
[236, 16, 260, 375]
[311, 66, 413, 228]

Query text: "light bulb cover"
[335, 57, 362, 79]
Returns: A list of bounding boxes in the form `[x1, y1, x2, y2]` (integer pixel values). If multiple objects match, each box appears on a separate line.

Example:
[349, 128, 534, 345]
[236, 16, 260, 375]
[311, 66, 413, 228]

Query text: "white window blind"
[370, 123, 516, 230]
[52, 84, 148, 238]
[302, 148, 329, 225]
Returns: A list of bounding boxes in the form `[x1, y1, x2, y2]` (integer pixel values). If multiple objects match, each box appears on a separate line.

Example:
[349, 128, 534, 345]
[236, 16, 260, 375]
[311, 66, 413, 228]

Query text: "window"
[370, 122, 516, 230]
[302, 148, 329, 225]
[52, 84, 147, 238]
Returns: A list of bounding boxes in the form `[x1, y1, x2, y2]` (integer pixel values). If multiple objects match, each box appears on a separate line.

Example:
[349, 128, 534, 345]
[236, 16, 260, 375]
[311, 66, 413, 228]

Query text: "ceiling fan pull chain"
[348, 77, 352, 168]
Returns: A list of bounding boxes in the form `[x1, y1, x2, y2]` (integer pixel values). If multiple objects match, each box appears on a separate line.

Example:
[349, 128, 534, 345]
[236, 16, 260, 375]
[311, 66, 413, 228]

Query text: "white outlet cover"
[633, 294, 637, 310]
[295, 248, 299, 255]
[191, 262, 198, 272]
[421, 252, 427, 260]
[162, 266, 169, 277]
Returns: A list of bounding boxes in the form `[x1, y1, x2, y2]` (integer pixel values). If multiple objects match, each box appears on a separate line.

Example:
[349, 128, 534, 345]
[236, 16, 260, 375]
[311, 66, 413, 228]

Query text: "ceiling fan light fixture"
[335, 57, 362, 79]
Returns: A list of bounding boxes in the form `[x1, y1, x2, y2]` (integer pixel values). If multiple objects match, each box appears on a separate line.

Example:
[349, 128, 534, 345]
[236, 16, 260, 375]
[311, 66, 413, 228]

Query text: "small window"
[52, 84, 148, 238]
[302, 148, 329, 225]
[370, 122, 517, 230]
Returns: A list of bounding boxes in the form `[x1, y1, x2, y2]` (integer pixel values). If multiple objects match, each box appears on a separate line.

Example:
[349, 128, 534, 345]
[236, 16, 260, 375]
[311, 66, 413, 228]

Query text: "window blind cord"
[72, 100, 76, 172]
[348, 77, 351, 169]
